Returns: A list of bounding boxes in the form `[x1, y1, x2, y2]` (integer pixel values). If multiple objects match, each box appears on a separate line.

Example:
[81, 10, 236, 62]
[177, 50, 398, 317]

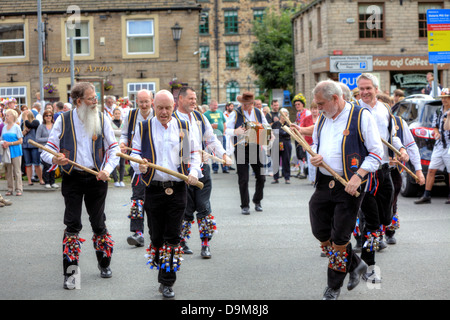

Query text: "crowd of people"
[1, 73, 448, 300]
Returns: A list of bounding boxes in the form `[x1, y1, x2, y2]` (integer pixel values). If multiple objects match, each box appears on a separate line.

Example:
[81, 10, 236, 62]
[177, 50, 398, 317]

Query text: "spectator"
[31, 102, 43, 124]
[21, 110, 45, 186]
[272, 108, 292, 184]
[393, 89, 405, 105]
[110, 108, 125, 187]
[36, 109, 58, 189]
[301, 102, 319, 184]
[292, 93, 310, 179]
[1, 109, 23, 196]
[422, 72, 442, 97]
[204, 99, 229, 173]
[53, 101, 64, 121]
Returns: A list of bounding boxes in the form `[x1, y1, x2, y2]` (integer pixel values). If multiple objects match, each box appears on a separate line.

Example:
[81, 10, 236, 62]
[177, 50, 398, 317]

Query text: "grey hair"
[338, 82, 352, 101]
[357, 73, 379, 89]
[312, 79, 343, 101]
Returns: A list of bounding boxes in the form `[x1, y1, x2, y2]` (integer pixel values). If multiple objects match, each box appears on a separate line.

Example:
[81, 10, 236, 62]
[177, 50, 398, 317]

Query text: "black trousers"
[234, 144, 266, 208]
[61, 171, 108, 234]
[130, 169, 146, 233]
[309, 171, 364, 289]
[387, 168, 402, 237]
[274, 138, 292, 181]
[144, 181, 187, 286]
[359, 165, 394, 266]
[61, 170, 110, 275]
[185, 164, 212, 222]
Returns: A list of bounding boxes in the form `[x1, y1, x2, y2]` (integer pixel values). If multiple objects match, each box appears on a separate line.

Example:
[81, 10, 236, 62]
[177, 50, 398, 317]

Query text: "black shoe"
[385, 235, 397, 245]
[241, 207, 250, 215]
[377, 238, 387, 251]
[347, 260, 368, 291]
[181, 242, 193, 254]
[159, 284, 175, 299]
[213, 171, 218, 174]
[229, 167, 235, 170]
[201, 245, 211, 259]
[254, 203, 263, 212]
[322, 286, 340, 300]
[271, 180, 279, 184]
[63, 275, 76, 290]
[223, 170, 229, 173]
[298, 174, 306, 179]
[127, 233, 144, 247]
[98, 265, 112, 278]
[414, 196, 431, 204]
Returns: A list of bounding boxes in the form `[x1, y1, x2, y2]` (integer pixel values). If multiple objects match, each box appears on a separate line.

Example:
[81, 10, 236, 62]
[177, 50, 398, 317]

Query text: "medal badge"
[165, 188, 174, 195]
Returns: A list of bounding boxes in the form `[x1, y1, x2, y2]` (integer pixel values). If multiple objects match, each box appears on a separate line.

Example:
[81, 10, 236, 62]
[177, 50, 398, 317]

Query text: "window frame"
[200, 45, 210, 69]
[61, 16, 94, 61]
[225, 44, 239, 69]
[224, 10, 239, 35]
[358, 3, 385, 40]
[418, 2, 444, 39]
[121, 14, 160, 60]
[0, 84, 29, 107]
[226, 81, 240, 102]
[126, 19, 155, 55]
[0, 19, 29, 63]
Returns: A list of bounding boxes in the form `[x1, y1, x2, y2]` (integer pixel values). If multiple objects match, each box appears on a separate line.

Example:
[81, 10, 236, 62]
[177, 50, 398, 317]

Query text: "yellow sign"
[43, 65, 113, 74]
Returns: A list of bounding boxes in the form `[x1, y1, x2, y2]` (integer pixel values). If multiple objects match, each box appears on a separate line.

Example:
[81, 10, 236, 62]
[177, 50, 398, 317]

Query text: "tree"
[246, 8, 295, 91]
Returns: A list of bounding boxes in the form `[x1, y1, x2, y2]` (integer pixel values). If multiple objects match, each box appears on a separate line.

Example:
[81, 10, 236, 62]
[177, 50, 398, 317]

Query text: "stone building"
[197, 0, 304, 104]
[0, 0, 202, 107]
[292, 0, 450, 105]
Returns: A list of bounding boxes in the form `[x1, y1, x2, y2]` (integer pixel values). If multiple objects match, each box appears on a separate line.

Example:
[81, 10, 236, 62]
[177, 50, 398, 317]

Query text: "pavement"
[0, 167, 449, 305]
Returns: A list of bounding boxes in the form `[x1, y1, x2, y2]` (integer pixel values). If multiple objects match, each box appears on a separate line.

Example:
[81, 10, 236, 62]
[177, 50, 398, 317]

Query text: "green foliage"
[246, 8, 295, 91]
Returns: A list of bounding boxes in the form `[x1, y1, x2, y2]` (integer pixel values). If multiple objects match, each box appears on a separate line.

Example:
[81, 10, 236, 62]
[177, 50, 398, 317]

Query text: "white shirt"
[175, 110, 226, 158]
[119, 108, 153, 146]
[359, 99, 403, 163]
[399, 118, 422, 171]
[130, 117, 202, 181]
[225, 107, 269, 137]
[41, 108, 119, 174]
[104, 104, 116, 121]
[312, 102, 384, 177]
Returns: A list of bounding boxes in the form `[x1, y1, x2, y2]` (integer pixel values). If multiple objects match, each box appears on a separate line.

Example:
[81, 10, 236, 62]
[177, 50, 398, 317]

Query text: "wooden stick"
[28, 139, 110, 180]
[280, 113, 309, 146]
[381, 138, 419, 182]
[198, 150, 225, 164]
[282, 126, 360, 197]
[116, 152, 204, 189]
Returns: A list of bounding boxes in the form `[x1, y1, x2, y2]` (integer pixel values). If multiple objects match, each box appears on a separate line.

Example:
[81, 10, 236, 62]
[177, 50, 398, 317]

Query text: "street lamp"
[171, 22, 183, 62]
[247, 75, 251, 91]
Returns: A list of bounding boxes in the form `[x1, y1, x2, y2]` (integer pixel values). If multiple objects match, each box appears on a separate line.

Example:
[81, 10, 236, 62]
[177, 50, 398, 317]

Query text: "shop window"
[224, 11, 239, 34]
[418, 3, 443, 38]
[226, 81, 240, 102]
[225, 44, 239, 68]
[0, 86, 27, 107]
[358, 3, 384, 39]
[127, 82, 156, 107]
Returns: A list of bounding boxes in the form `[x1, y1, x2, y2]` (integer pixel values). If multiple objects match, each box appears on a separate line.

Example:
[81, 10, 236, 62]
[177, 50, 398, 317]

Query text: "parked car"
[392, 95, 448, 197]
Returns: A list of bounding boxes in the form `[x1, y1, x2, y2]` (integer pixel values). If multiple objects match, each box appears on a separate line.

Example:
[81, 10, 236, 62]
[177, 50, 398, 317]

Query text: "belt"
[150, 180, 184, 188]
[71, 169, 97, 176]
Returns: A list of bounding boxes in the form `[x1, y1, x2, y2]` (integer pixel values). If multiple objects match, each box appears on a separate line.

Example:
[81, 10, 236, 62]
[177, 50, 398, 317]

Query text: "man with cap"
[225, 92, 270, 215]
[415, 88, 450, 204]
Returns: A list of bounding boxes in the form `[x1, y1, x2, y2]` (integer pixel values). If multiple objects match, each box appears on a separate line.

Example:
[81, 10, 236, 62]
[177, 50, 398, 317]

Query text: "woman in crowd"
[1, 109, 23, 196]
[111, 108, 125, 187]
[21, 110, 44, 186]
[301, 102, 319, 184]
[36, 109, 58, 189]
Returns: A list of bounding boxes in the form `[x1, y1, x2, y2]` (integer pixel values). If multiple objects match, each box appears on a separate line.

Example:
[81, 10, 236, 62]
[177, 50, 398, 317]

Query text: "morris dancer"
[309, 80, 383, 300]
[41, 82, 119, 289]
[174, 87, 230, 258]
[129, 90, 202, 299]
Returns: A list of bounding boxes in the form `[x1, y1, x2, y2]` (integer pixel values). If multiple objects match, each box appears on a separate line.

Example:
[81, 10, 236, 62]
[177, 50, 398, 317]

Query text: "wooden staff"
[282, 125, 360, 197]
[381, 138, 419, 182]
[280, 112, 310, 146]
[116, 152, 204, 189]
[198, 150, 225, 164]
[28, 139, 110, 180]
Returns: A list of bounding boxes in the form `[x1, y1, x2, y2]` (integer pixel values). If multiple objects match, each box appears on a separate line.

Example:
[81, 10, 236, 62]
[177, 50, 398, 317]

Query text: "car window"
[420, 104, 441, 127]
[395, 101, 412, 121]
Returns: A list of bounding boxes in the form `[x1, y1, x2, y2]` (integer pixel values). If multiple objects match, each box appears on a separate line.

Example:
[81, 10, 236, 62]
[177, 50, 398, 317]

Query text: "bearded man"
[41, 82, 120, 290]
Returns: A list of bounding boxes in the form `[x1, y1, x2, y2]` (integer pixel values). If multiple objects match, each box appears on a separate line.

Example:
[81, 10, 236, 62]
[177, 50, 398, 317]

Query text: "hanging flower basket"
[104, 80, 114, 91]
[44, 83, 57, 94]
[169, 80, 182, 89]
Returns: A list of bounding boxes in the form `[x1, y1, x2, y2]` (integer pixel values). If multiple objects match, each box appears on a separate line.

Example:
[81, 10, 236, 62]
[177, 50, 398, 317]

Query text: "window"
[419, 3, 443, 38]
[200, 45, 210, 69]
[226, 81, 240, 102]
[253, 9, 265, 21]
[0, 23, 25, 58]
[127, 82, 156, 107]
[224, 11, 239, 34]
[225, 44, 239, 68]
[127, 20, 154, 54]
[201, 81, 210, 105]
[0, 86, 27, 107]
[66, 21, 90, 56]
[200, 11, 209, 35]
[358, 3, 384, 39]
[317, 7, 322, 46]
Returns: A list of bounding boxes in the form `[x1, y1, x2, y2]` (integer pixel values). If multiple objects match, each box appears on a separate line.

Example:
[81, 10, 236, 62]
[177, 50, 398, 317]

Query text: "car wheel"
[400, 169, 421, 197]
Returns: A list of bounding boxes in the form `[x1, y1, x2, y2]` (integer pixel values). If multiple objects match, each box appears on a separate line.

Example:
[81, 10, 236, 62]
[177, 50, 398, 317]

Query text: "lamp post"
[247, 75, 251, 91]
[171, 22, 183, 62]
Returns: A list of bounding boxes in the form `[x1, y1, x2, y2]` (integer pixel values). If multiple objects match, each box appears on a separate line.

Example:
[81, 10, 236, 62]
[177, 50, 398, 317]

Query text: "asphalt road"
[0, 167, 449, 305]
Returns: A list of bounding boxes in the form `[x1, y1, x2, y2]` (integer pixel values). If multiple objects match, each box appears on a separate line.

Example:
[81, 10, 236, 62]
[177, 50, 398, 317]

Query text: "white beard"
[77, 102, 102, 138]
